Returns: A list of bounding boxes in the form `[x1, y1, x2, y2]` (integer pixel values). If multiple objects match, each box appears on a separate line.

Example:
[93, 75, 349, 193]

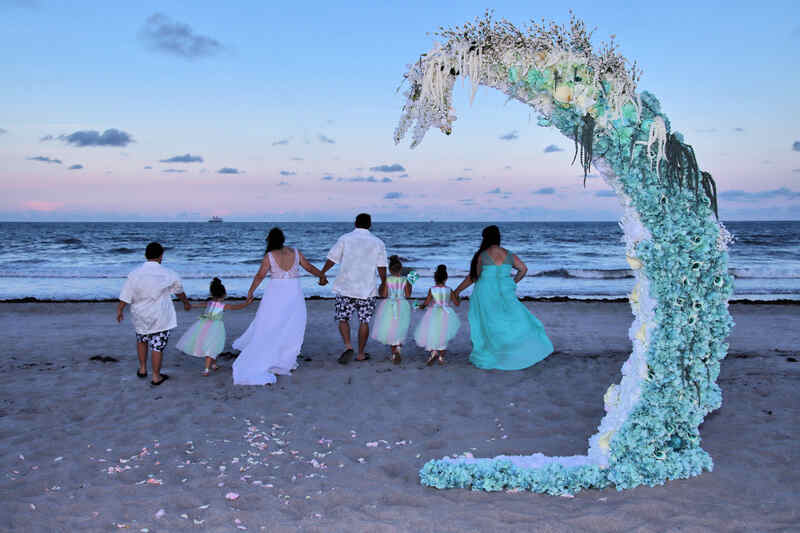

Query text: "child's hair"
[434, 264, 448, 284]
[210, 277, 227, 299]
[388, 254, 403, 274]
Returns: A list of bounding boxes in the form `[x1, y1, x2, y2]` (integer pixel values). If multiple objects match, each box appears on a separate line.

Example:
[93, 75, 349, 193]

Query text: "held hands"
[183, 301, 192, 311]
[318, 274, 329, 286]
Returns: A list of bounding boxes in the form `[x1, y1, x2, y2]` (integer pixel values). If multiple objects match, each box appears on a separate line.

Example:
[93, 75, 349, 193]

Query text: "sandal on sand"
[391, 348, 402, 365]
[151, 374, 170, 386]
[202, 368, 210, 376]
[338, 349, 354, 365]
[426, 351, 438, 366]
[355, 353, 371, 362]
[438, 353, 445, 365]
[136, 370, 147, 379]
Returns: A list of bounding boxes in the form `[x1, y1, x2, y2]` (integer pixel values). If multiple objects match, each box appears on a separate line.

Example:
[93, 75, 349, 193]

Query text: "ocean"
[1, 221, 798, 301]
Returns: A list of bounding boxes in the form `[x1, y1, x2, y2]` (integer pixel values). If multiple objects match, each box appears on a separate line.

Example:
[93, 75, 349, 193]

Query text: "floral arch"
[394, 13, 734, 494]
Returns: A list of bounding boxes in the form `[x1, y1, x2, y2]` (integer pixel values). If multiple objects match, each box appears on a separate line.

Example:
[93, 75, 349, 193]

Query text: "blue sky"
[1, 0, 799, 221]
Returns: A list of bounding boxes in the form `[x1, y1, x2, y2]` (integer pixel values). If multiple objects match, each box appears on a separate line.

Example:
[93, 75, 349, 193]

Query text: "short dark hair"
[355, 213, 371, 229]
[145, 242, 164, 260]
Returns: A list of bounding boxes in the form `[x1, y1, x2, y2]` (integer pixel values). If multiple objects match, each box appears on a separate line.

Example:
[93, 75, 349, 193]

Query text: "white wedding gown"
[232, 249, 307, 385]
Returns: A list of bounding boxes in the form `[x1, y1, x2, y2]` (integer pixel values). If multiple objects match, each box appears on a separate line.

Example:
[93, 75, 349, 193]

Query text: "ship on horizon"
[208, 216, 223, 223]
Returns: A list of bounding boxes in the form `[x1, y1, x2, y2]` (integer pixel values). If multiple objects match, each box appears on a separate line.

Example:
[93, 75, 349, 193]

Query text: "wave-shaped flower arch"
[394, 12, 735, 495]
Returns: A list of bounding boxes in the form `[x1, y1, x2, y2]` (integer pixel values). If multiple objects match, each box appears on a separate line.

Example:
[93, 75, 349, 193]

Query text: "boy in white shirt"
[117, 242, 191, 385]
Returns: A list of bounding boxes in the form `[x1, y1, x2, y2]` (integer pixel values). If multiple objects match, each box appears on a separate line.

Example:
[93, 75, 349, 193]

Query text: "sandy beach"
[0, 300, 797, 532]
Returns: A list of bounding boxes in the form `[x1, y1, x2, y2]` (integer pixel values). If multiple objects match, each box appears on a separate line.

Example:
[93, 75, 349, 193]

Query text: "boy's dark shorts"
[136, 330, 171, 352]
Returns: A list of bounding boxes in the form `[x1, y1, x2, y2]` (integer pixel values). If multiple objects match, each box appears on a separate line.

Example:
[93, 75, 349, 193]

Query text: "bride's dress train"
[232, 249, 307, 385]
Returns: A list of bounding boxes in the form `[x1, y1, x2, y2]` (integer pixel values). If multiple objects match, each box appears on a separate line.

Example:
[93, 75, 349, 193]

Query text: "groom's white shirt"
[326, 228, 388, 299]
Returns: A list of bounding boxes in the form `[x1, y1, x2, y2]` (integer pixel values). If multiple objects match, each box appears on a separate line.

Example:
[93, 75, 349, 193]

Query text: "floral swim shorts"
[136, 330, 171, 352]
[334, 295, 376, 323]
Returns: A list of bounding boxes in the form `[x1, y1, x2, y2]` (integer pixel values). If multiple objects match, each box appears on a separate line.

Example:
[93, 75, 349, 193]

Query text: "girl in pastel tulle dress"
[176, 277, 251, 375]
[414, 265, 461, 365]
[370, 255, 412, 364]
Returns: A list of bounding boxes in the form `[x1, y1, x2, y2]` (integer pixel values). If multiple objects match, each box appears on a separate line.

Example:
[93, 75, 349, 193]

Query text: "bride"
[232, 227, 326, 385]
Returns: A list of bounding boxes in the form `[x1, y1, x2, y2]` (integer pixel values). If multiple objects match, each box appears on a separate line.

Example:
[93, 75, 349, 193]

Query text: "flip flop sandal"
[151, 374, 170, 386]
[136, 370, 147, 379]
[338, 349, 354, 365]
[355, 354, 371, 362]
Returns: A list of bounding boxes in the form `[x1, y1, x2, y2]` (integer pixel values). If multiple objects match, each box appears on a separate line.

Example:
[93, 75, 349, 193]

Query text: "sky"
[1, 0, 799, 222]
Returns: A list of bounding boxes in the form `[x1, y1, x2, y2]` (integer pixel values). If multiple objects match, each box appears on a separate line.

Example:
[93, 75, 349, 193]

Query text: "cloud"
[793, 141, 800, 152]
[162, 168, 186, 173]
[793, 169, 800, 173]
[39, 134, 53, 141]
[23, 201, 64, 212]
[272, 139, 290, 146]
[60, 128, 133, 147]
[68, 164, 83, 170]
[290, 157, 304, 161]
[532, 187, 556, 195]
[139, 13, 223, 59]
[398, 173, 408, 178]
[336, 176, 391, 183]
[369, 164, 405, 172]
[463, 168, 472, 171]
[543, 144, 563, 153]
[28, 156, 61, 164]
[595, 190, 617, 198]
[719, 187, 800, 202]
[451, 176, 472, 182]
[321, 175, 334, 181]
[384, 192, 404, 199]
[732, 127, 745, 132]
[499, 130, 519, 141]
[159, 153, 203, 163]
[144, 166, 152, 170]
[0, 128, 6, 135]
[504, 165, 512, 170]
[278, 181, 289, 186]
[279, 170, 296, 176]
[486, 187, 502, 194]
[217, 167, 241, 174]
[318, 134, 335, 144]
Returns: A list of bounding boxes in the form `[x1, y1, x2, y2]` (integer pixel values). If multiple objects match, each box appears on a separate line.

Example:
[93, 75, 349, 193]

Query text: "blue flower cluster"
[419, 65, 734, 495]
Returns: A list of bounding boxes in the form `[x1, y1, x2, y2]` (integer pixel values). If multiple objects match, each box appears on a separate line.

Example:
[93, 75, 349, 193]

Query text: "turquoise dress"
[468, 250, 553, 370]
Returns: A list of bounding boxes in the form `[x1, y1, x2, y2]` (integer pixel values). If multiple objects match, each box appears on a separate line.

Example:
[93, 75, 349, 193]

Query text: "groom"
[320, 213, 387, 364]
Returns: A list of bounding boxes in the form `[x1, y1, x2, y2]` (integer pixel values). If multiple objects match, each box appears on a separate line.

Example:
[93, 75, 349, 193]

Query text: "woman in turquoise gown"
[454, 225, 553, 370]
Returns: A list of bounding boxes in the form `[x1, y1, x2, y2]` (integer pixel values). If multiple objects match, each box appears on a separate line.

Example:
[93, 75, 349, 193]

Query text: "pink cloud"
[23, 201, 65, 212]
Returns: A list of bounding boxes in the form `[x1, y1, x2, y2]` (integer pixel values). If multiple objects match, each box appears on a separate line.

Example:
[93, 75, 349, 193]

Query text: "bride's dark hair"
[265, 227, 285, 253]
[469, 225, 501, 280]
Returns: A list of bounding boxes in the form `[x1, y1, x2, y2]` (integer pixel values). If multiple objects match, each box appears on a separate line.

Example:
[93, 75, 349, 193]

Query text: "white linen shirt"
[326, 228, 388, 299]
[119, 261, 184, 335]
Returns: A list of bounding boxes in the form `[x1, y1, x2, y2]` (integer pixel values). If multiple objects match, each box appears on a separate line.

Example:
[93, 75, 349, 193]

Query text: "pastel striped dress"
[176, 300, 226, 359]
[370, 275, 411, 345]
[414, 286, 461, 351]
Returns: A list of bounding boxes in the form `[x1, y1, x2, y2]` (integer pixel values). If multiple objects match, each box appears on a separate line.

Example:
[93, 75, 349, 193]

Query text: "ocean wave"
[531, 268, 634, 280]
[59, 238, 83, 245]
[108, 247, 137, 254]
[730, 268, 800, 279]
